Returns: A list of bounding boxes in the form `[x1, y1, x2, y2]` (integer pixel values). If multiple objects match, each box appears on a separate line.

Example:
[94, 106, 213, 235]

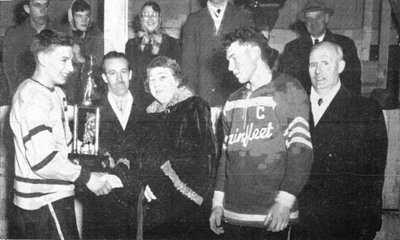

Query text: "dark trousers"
[15, 196, 79, 239]
[222, 222, 289, 240]
[290, 224, 377, 240]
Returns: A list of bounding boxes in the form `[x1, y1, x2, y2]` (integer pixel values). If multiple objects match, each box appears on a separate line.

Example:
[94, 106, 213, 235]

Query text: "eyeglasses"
[142, 12, 159, 18]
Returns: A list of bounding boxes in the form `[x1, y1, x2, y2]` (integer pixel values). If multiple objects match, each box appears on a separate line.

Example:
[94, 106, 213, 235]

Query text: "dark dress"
[117, 96, 217, 239]
[125, 34, 181, 109]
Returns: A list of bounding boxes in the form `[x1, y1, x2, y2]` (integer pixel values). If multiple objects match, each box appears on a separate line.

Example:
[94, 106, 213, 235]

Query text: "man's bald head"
[309, 41, 346, 96]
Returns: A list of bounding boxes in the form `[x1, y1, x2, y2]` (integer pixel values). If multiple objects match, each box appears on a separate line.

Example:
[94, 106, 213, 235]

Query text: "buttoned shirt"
[310, 81, 341, 125]
[107, 92, 133, 130]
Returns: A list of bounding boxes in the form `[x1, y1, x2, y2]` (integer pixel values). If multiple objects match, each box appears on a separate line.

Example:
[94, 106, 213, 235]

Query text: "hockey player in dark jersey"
[209, 28, 313, 240]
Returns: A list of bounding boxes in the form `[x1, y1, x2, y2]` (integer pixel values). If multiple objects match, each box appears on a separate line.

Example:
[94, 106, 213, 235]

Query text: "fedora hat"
[297, 0, 334, 22]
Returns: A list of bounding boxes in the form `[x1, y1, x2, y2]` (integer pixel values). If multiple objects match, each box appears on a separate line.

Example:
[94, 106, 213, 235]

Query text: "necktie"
[215, 8, 221, 18]
[318, 98, 323, 106]
[117, 100, 124, 113]
[314, 39, 320, 45]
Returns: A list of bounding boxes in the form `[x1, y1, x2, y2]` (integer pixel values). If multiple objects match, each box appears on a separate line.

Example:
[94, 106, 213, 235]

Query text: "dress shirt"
[107, 91, 133, 130]
[207, 0, 228, 33]
[310, 81, 341, 125]
[311, 33, 325, 45]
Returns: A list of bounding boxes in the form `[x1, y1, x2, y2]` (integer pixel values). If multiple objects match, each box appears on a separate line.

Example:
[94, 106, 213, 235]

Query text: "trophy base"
[68, 153, 110, 172]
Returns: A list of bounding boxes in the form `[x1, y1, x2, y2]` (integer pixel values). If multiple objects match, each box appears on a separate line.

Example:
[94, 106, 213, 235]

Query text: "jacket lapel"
[102, 97, 125, 132]
[219, 3, 234, 34]
[313, 86, 348, 129]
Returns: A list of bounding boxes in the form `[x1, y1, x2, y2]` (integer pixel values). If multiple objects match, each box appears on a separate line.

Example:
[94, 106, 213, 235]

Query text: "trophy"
[69, 56, 109, 172]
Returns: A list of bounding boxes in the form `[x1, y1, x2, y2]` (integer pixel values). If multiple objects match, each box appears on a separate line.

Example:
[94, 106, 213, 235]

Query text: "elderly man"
[279, 0, 361, 94]
[9, 29, 111, 239]
[209, 28, 313, 240]
[294, 41, 387, 240]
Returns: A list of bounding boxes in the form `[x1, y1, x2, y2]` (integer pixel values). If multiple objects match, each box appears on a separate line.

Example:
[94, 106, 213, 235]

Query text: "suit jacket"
[98, 94, 146, 160]
[83, 94, 146, 239]
[279, 29, 362, 94]
[298, 86, 387, 238]
[182, 3, 254, 106]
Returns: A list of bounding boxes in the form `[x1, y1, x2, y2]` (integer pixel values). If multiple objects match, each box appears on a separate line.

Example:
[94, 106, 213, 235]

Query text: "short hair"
[71, 0, 90, 14]
[146, 56, 187, 87]
[223, 28, 279, 69]
[29, 0, 50, 7]
[31, 29, 73, 59]
[311, 41, 344, 61]
[140, 1, 161, 16]
[101, 51, 130, 73]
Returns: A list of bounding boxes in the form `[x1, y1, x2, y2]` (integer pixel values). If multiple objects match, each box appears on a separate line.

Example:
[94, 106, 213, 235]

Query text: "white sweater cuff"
[275, 191, 296, 209]
[212, 190, 224, 208]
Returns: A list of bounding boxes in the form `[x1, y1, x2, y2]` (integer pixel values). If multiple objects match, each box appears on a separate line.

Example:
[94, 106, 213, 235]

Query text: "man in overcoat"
[279, 0, 361, 94]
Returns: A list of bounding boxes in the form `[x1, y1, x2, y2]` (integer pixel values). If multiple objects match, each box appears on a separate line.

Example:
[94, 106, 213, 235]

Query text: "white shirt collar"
[311, 33, 325, 45]
[207, 0, 228, 21]
[107, 91, 133, 130]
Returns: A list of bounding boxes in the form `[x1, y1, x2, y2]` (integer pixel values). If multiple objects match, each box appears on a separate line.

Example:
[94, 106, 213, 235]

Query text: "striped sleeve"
[276, 80, 313, 205]
[20, 89, 85, 183]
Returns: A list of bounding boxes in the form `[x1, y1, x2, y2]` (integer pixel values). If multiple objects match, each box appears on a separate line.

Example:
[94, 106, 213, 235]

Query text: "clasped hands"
[209, 202, 290, 235]
[85, 172, 123, 196]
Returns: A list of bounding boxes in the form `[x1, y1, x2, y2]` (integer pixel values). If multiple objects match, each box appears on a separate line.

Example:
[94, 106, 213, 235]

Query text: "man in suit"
[98, 51, 145, 158]
[295, 41, 387, 240]
[182, 0, 254, 107]
[279, 0, 361, 94]
[83, 51, 145, 239]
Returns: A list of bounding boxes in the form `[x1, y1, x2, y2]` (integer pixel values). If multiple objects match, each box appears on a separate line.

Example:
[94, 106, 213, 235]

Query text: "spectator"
[3, 0, 64, 99]
[279, 0, 361, 94]
[62, 0, 104, 105]
[125, 1, 181, 109]
[182, 0, 254, 107]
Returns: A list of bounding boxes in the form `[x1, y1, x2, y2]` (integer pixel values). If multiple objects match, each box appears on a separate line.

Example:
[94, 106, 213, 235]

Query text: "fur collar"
[146, 86, 194, 113]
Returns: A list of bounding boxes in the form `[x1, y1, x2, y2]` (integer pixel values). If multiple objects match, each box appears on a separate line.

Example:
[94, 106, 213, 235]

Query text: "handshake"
[85, 172, 123, 196]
